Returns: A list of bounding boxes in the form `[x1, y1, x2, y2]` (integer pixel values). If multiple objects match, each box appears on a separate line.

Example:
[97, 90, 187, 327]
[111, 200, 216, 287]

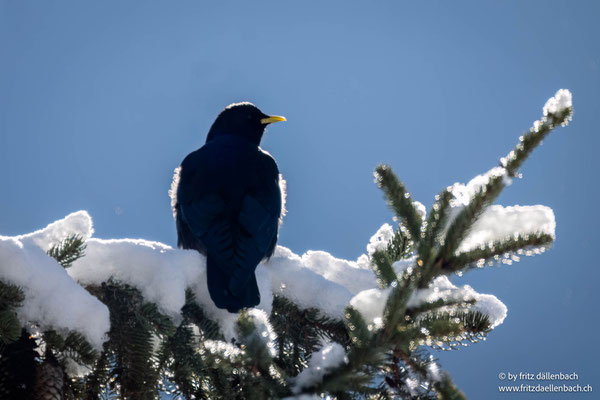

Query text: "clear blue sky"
[1, 1, 599, 398]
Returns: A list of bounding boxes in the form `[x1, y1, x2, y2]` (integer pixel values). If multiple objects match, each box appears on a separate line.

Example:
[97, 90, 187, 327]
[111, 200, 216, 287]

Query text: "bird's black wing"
[176, 147, 282, 308]
[225, 151, 282, 296]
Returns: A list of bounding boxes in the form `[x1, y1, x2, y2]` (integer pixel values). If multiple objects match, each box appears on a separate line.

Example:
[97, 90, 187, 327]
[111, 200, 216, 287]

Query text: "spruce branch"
[273, 296, 348, 345]
[417, 189, 453, 287]
[442, 232, 554, 273]
[457, 310, 491, 335]
[0, 310, 21, 345]
[82, 346, 111, 400]
[435, 173, 506, 266]
[386, 224, 412, 262]
[0, 281, 25, 345]
[47, 234, 86, 268]
[181, 289, 223, 341]
[344, 306, 371, 348]
[157, 323, 204, 400]
[416, 310, 491, 341]
[422, 189, 453, 250]
[371, 225, 412, 289]
[406, 298, 477, 319]
[0, 280, 25, 310]
[89, 282, 169, 400]
[307, 345, 383, 398]
[503, 102, 572, 178]
[271, 296, 348, 378]
[197, 343, 247, 400]
[429, 93, 571, 281]
[371, 250, 398, 288]
[434, 374, 467, 400]
[381, 269, 419, 343]
[382, 348, 444, 399]
[235, 312, 274, 372]
[374, 165, 423, 241]
[237, 314, 286, 395]
[43, 330, 97, 368]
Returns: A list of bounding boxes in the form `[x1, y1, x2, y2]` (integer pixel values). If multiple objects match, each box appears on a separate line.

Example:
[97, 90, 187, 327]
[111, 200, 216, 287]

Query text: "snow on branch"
[0, 212, 109, 351]
[543, 88, 572, 117]
[459, 204, 555, 253]
[350, 275, 507, 330]
[444, 166, 556, 254]
[292, 341, 348, 393]
[0, 200, 554, 349]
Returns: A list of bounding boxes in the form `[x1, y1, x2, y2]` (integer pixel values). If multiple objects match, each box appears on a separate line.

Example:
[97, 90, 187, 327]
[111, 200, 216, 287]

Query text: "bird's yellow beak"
[260, 115, 286, 125]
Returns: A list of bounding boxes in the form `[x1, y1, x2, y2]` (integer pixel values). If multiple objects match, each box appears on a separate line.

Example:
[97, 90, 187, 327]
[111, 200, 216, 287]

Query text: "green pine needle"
[344, 306, 371, 348]
[0, 282, 24, 345]
[47, 234, 86, 268]
[386, 224, 413, 262]
[0, 311, 21, 345]
[443, 232, 554, 273]
[504, 107, 572, 177]
[417, 189, 454, 287]
[0, 281, 25, 310]
[436, 173, 506, 265]
[374, 164, 423, 241]
[181, 289, 223, 341]
[371, 250, 398, 288]
[434, 373, 467, 400]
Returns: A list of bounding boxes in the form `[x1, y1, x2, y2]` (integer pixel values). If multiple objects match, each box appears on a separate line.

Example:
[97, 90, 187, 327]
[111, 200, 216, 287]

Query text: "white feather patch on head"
[225, 101, 255, 110]
[169, 166, 181, 219]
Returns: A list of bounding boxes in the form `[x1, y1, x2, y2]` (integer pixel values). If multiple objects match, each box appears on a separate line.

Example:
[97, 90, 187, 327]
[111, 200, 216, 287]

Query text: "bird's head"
[206, 102, 286, 145]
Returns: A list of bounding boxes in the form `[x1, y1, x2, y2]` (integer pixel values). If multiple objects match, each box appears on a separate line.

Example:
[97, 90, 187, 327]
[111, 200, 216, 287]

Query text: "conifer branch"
[275, 296, 348, 345]
[371, 250, 398, 288]
[236, 312, 287, 398]
[82, 346, 111, 400]
[381, 270, 418, 343]
[418, 189, 453, 287]
[47, 234, 86, 268]
[0, 281, 25, 345]
[88, 282, 172, 399]
[416, 310, 491, 341]
[442, 232, 554, 273]
[504, 107, 572, 177]
[386, 225, 412, 262]
[436, 174, 506, 265]
[407, 298, 477, 318]
[0, 310, 21, 346]
[157, 324, 201, 399]
[434, 374, 467, 400]
[181, 289, 223, 341]
[381, 348, 440, 399]
[370, 226, 412, 289]
[430, 97, 571, 281]
[344, 306, 371, 348]
[374, 165, 423, 241]
[271, 296, 348, 377]
[0, 281, 25, 310]
[43, 330, 97, 368]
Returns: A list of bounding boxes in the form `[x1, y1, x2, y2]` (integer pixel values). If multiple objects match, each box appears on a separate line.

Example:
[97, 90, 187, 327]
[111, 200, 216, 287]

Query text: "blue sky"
[1, 1, 599, 397]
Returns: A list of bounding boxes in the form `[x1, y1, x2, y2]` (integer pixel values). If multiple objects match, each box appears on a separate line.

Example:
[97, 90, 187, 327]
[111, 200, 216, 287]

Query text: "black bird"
[172, 102, 286, 312]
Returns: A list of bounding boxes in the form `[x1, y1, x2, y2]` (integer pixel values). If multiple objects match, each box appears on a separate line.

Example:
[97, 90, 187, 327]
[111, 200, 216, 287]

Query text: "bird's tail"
[206, 255, 260, 313]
